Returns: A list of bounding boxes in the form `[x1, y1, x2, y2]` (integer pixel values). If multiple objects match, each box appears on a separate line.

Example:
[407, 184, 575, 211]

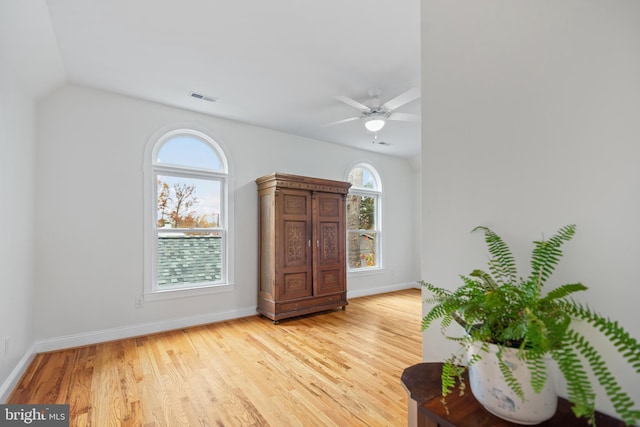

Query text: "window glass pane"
[348, 166, 377, 190]
[347, 193, 378, 269]
[156, 232, 223, 287]
[347, 194, 376, 230]
[157, 175, 221, 229]
[348, 231, 377, 269]
[156, 136, 223, 171]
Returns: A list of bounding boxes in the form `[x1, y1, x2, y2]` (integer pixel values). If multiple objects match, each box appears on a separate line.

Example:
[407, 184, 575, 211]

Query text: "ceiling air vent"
[190, 92, 217, 103]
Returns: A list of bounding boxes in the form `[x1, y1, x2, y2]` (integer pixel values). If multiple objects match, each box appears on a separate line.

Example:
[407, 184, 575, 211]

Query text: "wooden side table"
[401, 363, 628, 427]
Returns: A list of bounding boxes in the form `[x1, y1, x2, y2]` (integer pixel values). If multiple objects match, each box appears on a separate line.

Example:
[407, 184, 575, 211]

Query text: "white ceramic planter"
[468, 343, 558, 425]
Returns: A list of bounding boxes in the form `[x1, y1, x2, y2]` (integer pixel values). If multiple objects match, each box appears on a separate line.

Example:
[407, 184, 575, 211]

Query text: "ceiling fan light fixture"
[364, 117, 386, 132]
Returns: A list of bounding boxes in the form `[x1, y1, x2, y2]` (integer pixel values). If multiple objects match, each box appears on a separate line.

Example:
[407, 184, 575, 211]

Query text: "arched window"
[144, 127, 233, 299]
[346, 163, 382, 271]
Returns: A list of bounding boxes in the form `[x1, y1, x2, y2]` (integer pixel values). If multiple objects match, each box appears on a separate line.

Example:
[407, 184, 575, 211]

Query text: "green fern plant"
[421, 224, 640, 426]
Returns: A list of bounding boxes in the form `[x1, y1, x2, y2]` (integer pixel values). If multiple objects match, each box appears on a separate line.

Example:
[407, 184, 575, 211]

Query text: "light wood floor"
[8, 288, 422, 426]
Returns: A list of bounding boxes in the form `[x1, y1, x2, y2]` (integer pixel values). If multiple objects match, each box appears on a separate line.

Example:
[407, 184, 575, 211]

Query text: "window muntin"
[346, 164, 382, 271]
[148, 130, 230, 294]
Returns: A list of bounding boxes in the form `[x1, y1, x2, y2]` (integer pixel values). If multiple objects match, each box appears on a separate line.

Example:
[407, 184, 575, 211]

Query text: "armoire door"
[277, 189, 313, 301]
[313, 192, 346, 296]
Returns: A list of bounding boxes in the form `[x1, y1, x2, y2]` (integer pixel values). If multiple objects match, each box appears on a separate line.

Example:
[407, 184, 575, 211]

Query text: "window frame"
[346, 163, 383, 274]
[143, 126, 235, 301]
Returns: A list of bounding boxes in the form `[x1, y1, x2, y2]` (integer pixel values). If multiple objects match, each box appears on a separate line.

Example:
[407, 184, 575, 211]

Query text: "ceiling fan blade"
[382, 87, 421, 111]
[335, 95, 371, 112]
[388, 112, 420, 122]
[321, 116, 360, 127]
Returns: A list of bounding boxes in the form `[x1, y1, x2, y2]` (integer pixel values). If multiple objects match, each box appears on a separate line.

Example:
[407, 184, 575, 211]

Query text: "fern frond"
[552, 340, 596, 425]
[423, 296, 447, 305]
[472, 226, 518, 285]
[541, 283, 588, 303]
[421, 303, 450, 331]
[568, 303, 640, 373]
[441, 357, 466, 397]
[458, 274, 485, 291]
[419, 280, 451, 297]
[467, 351, 483, 368]
[440, 312, 455, 330]
[527, 224, 576, 290]
[525, 354, 548, 393]
[566, 329, 640, 426]
[524, 308, 546, 340]
[468, 269, 499, 290]
[496, 347, 525, 401]
[442, 335, 472, 344]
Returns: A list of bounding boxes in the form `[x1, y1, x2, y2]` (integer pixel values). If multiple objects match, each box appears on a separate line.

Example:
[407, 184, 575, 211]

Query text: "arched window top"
[144, 125, 234, 300]
[347, 163, 381, 192]
[153, 129, 226, 173]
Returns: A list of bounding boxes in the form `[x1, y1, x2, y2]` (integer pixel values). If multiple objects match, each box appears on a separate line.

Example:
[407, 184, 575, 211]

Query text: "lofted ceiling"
[45, 0, 421, 158]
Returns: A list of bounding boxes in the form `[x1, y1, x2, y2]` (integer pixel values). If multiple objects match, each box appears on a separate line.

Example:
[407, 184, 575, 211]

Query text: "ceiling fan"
[324, 88, 420, 133]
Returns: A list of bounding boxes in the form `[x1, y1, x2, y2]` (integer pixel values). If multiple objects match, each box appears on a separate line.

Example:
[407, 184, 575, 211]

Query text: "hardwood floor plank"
[8, 289, 422, 426]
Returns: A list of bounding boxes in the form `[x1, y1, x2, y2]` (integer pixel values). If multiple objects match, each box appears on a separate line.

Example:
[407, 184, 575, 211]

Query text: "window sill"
[347, 267, 384, 277]
[144, 283, 235, 302]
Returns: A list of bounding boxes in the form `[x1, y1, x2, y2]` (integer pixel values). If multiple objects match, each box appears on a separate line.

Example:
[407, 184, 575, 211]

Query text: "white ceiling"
[45, 0, 421, 158]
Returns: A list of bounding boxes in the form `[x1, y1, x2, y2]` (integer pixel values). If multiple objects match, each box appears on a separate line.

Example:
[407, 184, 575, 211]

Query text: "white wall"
[34, 84, 420, 346]
[421, 0, 640, 419]
[0, 49, 37, 403]
[0, 0, 65, 398]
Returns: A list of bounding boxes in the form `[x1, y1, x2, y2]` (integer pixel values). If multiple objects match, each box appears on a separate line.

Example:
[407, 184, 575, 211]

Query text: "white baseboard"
[35, 306, 258, 353]
[0, 343, 37, 403]
[347, 281, 419, 299]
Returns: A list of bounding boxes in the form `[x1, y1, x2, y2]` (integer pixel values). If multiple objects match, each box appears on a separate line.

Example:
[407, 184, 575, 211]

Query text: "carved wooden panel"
[282, 272, 311, 299]
[318, 223, 339, 265]
[319, 196, 339, 217]
[282, 193, 307, 216]
[283, 221, 307, 267]
[317, 268, 342, 294]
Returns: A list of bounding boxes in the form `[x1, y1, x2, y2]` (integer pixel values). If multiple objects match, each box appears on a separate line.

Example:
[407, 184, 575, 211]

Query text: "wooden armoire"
[256, 173, 351, 323]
